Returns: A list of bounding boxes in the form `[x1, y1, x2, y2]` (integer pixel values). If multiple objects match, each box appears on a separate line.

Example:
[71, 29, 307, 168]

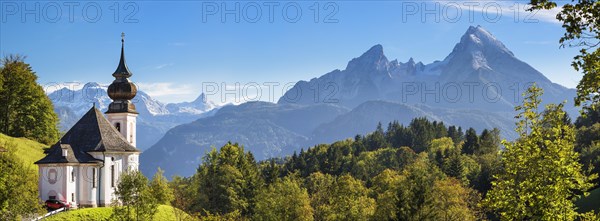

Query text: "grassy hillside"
[577, 187, 600, 213]
[0, 133, 46, 171]
[43, 205, 197, 221]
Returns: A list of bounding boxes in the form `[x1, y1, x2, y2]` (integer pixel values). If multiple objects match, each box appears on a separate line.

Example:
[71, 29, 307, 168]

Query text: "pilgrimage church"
[35, 34, 140, 208]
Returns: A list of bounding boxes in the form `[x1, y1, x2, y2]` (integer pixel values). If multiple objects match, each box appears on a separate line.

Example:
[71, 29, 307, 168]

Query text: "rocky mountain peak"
[345, 44, 390, 72]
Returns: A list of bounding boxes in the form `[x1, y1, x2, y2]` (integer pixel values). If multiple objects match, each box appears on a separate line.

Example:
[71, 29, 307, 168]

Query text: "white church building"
[35, 34, 140, 208]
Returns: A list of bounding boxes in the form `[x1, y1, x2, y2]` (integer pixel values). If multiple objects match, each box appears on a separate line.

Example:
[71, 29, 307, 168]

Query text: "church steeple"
[107, 32, 138, 114]
[113, 32, 132, 78]
[106, 33, 139, 147]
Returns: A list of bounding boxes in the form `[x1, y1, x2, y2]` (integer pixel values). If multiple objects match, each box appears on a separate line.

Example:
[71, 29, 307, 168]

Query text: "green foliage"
[478, 128, 501, 155]
[0, 55, 59, 145]
[462, 128, 479, 155]
[395, 154, 445, 221]
[198, 210, 243, 221]
[259, 159, 282, 185]
[149, 168, 174, 205]
[371, 169, 404, 220]
[471, 153, 502, 194]
[575, 106, 600, 186]
[409, 118, 436, 152]
[484, 85, 597, 220]
[0, 133, 46, 171]
[253, 175, 313, 221]
[579, 141, 600, 185]
[576, 123, 600, 149]
[430, 178, 481, 221]
[169, 175, 199, 219]
[306, 173, 375, 221]
[172, 119, 505, 220]
[110, 170, 158, 221]
[575, 104, 600, 128]
[0, 139, 44, 221]
[428, 137, 455, 154]
[576, 187, 600, 214]
[44, 205, 196, 221]
[529, 0, 600, 109]
[367, 122, 389, 151]
[442, 151, 466, 182]
[447, 126, 464, 145]
[194, 142, 261, 216]
[304, 172, 334, 220]
[350, 147, 417, 181]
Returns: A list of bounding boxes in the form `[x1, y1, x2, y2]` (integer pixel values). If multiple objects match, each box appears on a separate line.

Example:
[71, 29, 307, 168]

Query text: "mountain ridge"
[49, 82, 220, 150]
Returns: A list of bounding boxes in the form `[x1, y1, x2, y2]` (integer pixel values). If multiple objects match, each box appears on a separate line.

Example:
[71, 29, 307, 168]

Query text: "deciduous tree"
[0, 55, 58, 145]
[253, 176, 313, 221]
[484, 85, 596, 220]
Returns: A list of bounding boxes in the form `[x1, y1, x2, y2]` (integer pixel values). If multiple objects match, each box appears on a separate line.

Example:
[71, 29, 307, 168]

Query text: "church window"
[92, 168, 96, 188]
[71, 169, 75, 182]
[115, 122, 121, 132]
[48, 168, 57, 184]
[111, 165, 115, 187]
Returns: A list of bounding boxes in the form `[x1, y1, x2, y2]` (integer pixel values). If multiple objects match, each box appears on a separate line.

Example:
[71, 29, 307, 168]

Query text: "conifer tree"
[462, 128, 479, 155]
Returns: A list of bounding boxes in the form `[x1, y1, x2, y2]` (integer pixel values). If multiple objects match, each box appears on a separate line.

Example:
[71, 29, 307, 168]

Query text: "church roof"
[35, 107, 140, 165]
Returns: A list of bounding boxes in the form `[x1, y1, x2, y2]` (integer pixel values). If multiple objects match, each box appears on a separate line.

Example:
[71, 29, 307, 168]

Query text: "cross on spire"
[121, 32, 125, 43]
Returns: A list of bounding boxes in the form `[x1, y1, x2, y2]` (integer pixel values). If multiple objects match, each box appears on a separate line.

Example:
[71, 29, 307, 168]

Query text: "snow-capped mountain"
[48, 82, 220, 150]
[166, 93, 217, 115]
[141, 25, 578, 178]
[279, 25, 576, 114]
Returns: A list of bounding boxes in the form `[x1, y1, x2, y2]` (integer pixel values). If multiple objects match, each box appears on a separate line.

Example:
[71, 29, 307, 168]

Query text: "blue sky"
[0, 1, 581, 104]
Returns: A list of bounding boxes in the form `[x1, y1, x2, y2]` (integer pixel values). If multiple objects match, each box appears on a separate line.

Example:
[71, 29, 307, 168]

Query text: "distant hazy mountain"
[141, 26, 579, 178]
[48, 82, 219, 150]
[141, 102, 349, 177]
[311, 100, 516, 145]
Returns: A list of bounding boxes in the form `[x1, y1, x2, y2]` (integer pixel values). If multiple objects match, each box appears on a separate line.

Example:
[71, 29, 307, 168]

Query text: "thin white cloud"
[430, 0, 561, 24]
[154, 63, 174, 70]
[136, 82, 195, 97]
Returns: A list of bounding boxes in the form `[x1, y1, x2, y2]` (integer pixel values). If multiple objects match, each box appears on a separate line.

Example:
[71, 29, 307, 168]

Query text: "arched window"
[115, 122, 121, 132]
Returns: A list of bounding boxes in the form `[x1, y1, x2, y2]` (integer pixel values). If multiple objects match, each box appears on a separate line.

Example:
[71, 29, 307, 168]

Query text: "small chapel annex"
[35, 34, 140, 208]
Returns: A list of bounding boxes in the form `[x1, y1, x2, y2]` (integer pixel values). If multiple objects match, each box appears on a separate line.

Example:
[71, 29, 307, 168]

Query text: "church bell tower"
[106, 33, 138, 147]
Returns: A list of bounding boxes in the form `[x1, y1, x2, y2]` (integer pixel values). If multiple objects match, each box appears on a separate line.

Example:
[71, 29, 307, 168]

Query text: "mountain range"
[138, 25, 579, 178]
[48, 82, 219, 150]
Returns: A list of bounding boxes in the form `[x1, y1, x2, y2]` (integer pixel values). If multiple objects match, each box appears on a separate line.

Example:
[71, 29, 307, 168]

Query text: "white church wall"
[64, 165, 77, 207]
[106, 113, 138, 147]
[38, 165, 67, 202]
[77, 165, 98, 207]
[98, 154, 125, 206]
[124, 153, 139, 171]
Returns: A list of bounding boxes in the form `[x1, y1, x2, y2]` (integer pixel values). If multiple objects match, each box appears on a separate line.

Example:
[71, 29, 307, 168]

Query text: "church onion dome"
[108, 33, 137, 101]
[108, 80, 137, 100]
[106, 33, 138, 114]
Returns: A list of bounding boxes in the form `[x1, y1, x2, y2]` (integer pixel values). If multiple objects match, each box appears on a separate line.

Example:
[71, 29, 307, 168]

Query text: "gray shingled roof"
[36, 107, 139, 164]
